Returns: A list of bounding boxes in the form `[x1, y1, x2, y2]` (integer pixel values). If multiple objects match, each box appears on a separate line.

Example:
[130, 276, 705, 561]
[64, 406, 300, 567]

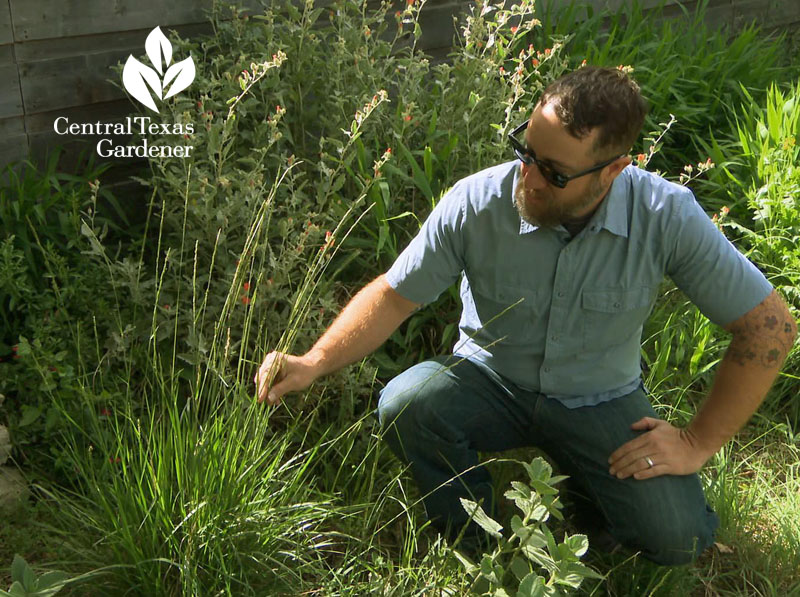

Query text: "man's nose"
[521, 160, 548, 189]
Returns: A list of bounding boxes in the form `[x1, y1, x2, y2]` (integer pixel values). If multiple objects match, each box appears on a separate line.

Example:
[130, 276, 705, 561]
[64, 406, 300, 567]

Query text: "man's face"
[513, 101, 622, 228]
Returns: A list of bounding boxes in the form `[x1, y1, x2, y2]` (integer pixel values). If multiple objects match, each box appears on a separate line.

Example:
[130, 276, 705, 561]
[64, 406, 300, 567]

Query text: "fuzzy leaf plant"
[454, 457, 603, 596]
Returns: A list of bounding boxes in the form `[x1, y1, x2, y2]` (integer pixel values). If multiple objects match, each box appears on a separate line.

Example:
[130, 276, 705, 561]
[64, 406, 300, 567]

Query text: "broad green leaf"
[517, 572, 546, 597]
[563, 533, 589, 559]
[530, 479, 558, 496]
[18, 406, 41, 428]
[37, 570, 69, 589]
[460, 498, 503, 538]
[451, 548, 479, 574]
[480, 555, 499, 584]
[8, 581, 29, 597]
[509, 555, 531, 581]
[523, 458, 552, 483]
[11, 556, 28, 584]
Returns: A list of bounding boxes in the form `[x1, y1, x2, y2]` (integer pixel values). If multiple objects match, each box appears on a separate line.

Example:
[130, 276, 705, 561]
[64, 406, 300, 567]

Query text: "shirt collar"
[510, 163, 630, 238]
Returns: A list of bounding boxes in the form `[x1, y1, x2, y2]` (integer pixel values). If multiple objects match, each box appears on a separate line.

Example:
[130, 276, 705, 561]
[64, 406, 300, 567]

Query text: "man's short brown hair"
[539, 66, 648, 156]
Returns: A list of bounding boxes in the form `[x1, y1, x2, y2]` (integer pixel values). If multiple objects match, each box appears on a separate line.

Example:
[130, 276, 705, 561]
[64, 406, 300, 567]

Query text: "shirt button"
[614, 301, 621, 308]
[544, 367, 551, 373]
[557, 291, 564, 298]
[551, 335, 558, 341]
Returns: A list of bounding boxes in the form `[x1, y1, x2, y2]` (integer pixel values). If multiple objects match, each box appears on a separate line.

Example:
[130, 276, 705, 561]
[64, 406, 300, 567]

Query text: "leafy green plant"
[533, 0, 796, 181]
[0, 555, 70, 597]
[0, 158, 131, 481]
[455, 457, 602, 596]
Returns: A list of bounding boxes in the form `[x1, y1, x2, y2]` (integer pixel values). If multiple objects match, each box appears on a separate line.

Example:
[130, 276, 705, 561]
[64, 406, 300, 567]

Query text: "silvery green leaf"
[523, 458, 552, 483]
[521, 528, 547, 550]
[516, 572, 546, 597]
[510, 514, 525, 536]
[530, 479, 558, 496]
[509, 555, 531, 581]
[452, 548, 479, 574]
[460, 498, 503, 538]
[122, 56, 161, 112]
[480, 556, 499, 584]
[510, 481, 532, 498]
[145, 26, 172, 74]
[563, 534, 589, 559]
[555, 564, 599, 589]
[11, 555, 27, 584]
[521, 546, 558, 575]
[163, 57, 196, 99]
[530, 503, 548, 522]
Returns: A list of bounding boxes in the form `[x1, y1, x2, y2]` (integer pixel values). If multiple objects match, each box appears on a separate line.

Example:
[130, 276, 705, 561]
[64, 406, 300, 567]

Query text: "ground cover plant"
[1, 0, 799, 594]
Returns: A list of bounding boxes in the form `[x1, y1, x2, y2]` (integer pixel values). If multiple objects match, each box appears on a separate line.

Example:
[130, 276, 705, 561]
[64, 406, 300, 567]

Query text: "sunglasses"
[509, 121, 624, 189]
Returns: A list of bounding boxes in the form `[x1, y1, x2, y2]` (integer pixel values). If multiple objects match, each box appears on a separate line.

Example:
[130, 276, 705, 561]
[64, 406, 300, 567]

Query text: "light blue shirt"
[386, 160, 773, 408]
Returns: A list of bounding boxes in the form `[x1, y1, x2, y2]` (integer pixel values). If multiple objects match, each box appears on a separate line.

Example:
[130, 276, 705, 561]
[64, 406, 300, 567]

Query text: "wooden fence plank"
[0, 1, 12, 45]
[14, 23, 214, 114]
[9, 0, 262, 41]
[0, 46, 23, 119]
[0, 116, 28, 167]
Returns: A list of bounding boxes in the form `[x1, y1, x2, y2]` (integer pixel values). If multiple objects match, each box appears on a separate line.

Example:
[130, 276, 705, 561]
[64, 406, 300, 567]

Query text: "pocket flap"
[582, 287, 652, 313]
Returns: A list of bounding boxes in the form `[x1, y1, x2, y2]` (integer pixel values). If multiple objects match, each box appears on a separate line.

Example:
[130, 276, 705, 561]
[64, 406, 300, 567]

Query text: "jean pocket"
[581, 286, 654, 350]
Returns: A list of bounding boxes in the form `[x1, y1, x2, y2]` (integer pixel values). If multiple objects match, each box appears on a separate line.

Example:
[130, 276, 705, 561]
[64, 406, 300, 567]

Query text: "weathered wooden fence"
[1, 0, 798, 170]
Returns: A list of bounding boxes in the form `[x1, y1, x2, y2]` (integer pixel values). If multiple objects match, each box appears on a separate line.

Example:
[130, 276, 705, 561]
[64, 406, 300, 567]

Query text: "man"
[255, 67, 797, 565]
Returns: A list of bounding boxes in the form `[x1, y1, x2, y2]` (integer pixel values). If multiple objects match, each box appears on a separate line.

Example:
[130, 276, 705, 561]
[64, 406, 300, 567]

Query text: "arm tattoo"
[726, 291, 798, 368]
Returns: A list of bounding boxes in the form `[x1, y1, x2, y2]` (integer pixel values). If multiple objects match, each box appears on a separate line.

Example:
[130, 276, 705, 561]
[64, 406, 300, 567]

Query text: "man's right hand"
[254, 351, 320, 405]
[253, 276, 418, 406]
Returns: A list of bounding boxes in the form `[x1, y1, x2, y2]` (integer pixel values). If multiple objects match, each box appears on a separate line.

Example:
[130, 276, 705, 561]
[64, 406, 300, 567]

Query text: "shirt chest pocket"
[581, 286, 654, 350]
[466, 281, 540, 345]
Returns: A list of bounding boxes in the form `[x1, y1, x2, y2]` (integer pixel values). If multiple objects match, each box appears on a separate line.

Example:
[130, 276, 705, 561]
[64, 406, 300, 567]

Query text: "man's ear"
[604, 155, 631, 183]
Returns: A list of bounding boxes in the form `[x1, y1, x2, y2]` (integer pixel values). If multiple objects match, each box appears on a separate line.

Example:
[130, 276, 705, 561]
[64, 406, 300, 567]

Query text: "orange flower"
[243, 282, 251, 291]
[637, 153, 646, 162]
[532, 59, 539, 67]
[241, 295, 251, 305]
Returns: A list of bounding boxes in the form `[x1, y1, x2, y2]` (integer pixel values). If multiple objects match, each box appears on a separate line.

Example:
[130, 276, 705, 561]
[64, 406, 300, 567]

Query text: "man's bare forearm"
[686, 290, 797, 458]
[304, 274, 420, 378]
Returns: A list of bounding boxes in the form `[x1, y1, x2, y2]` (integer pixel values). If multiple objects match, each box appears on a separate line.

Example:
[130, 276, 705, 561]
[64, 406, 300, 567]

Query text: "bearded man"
[255, 66, 797, 565]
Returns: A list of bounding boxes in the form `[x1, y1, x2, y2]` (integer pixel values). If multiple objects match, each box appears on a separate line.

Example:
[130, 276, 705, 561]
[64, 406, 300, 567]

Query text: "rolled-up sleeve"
[385, 183, 466, 305]
[666, 193, 773, 326]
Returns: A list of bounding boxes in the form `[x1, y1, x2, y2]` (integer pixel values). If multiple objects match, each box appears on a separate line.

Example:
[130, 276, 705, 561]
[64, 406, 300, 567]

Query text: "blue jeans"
[376, 356, 718, 566]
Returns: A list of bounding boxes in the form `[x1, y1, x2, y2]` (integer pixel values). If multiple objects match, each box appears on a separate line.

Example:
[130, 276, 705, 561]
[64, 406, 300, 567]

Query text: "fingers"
[609, 418, 666, 479]
[254, 352, 288, 405]
[630, 416, 659, 430]
[609, 446, 658, 479]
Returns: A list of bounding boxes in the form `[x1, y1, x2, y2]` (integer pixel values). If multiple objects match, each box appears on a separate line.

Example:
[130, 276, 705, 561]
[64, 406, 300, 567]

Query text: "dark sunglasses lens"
[514, 147, 531, 165]
[537, 163, 562, 188]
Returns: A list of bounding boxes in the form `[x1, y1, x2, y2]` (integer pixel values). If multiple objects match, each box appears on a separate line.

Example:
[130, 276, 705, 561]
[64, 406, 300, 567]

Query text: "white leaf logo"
[122, 26, 195, 113]
[145, 27, 172, 75]
[163, 57, 195, 99]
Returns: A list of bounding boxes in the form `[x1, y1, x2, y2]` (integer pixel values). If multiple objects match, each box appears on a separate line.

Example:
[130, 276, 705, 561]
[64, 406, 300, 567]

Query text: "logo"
[122, 26, 196, 113]
[54, 26, 196, 159]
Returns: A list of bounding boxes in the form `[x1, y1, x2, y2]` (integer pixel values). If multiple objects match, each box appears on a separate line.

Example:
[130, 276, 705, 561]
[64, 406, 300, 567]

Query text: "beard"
[513, 173, 606, 228]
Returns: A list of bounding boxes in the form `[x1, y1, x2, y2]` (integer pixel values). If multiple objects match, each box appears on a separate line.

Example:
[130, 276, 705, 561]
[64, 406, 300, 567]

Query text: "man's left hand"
[608, 417, 711, 480]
